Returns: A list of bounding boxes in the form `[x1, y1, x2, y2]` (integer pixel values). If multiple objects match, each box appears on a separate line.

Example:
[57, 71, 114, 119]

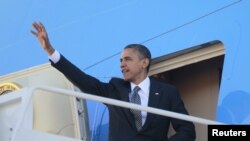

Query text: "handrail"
[31, 85, 224, 125]
[11, 85, 225, 141]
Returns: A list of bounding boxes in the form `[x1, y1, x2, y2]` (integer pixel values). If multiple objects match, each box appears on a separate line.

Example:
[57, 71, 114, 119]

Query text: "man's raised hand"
[31, 22, 55, 55]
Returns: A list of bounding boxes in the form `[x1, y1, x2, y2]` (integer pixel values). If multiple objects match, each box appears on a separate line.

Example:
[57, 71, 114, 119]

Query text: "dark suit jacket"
[51, 55, 196, 141]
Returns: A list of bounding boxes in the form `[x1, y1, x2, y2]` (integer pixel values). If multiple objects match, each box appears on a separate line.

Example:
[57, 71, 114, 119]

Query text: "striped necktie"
[130, 86, 142, 131]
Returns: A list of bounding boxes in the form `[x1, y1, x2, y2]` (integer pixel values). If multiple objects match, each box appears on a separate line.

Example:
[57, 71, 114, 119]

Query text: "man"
[31, 22, 196, 141]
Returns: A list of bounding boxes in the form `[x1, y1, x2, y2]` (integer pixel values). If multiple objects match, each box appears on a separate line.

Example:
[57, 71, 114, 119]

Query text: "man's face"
[120, 48, 148, 84]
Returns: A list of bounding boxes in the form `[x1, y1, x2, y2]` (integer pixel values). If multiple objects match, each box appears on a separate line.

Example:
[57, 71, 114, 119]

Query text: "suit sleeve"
[50, 54, 112, 97]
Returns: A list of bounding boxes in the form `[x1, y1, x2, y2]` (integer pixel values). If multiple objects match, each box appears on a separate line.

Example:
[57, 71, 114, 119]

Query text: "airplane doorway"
[149, 40, 225, 141]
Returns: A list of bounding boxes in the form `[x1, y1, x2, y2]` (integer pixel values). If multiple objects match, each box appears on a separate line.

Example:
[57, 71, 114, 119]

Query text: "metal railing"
[11, 85, 225, 141]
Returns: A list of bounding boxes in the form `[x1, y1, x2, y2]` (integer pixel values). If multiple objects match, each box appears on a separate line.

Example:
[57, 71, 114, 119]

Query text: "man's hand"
[31, 22, 55, 55]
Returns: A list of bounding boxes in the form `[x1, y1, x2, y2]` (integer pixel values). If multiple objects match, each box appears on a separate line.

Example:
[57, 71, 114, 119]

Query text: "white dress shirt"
[49, 50, 60, 63]
[130, 77, 150, 126]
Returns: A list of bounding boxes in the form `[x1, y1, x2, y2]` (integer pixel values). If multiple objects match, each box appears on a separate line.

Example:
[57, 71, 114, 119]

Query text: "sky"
[1, 0, 241, 77]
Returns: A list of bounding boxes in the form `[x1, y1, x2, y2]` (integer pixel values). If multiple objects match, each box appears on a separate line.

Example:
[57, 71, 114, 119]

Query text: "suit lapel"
[141, 78, 162, 130]
[118, 78, 163, 131]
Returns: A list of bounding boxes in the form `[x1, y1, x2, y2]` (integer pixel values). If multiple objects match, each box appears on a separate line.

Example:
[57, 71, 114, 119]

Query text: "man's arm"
[30, 21, 112, 97]
[31, 22, 55, 56]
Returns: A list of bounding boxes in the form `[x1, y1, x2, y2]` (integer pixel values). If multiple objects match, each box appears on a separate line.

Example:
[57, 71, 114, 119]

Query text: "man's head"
[120, 44, 151, 84]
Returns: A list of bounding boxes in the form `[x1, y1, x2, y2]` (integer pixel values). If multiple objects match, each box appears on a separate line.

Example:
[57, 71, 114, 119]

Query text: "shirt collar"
[131, 76, 150, 96]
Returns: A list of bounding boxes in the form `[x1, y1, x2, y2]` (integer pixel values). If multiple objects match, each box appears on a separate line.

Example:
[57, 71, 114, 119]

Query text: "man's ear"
[142, 58, 149, 69]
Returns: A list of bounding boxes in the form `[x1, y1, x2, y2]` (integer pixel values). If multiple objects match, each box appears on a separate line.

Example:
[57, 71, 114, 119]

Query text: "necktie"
[130, 86, 142, 131]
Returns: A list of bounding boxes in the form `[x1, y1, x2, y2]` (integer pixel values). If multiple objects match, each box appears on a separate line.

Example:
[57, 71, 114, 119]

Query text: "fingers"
[39, 22, 46, 31]
[32, 22, 46, 33]
[32, 22, 41, 32]
[31, 21, 48, 38]
[30, 30, 37, 36]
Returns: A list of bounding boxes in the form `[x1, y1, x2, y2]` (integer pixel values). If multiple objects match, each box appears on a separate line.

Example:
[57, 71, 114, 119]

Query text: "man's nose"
[120, 60, 125, 68]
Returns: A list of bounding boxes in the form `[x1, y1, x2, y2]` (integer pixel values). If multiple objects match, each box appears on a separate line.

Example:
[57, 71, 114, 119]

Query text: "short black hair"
[124, 44, 151, 72]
